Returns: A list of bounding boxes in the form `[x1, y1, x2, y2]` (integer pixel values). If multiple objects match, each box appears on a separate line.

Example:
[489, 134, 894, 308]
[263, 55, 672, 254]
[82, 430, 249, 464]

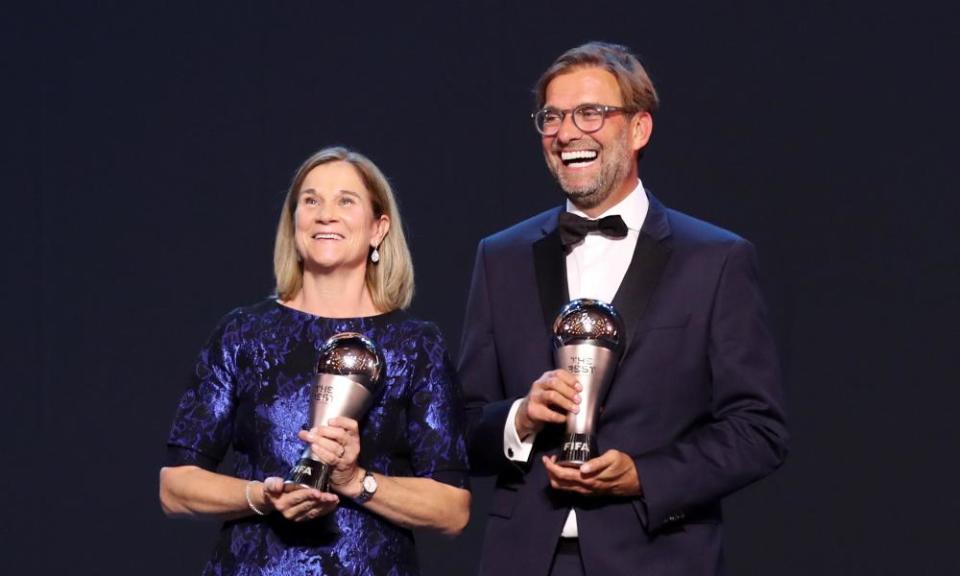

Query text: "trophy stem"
[286, 447, 333, 492]
[558, 432, 593, 467]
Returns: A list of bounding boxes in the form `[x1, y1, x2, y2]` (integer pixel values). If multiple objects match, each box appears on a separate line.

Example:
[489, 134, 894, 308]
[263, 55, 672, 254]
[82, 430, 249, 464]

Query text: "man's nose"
[555, 112, 583, 143]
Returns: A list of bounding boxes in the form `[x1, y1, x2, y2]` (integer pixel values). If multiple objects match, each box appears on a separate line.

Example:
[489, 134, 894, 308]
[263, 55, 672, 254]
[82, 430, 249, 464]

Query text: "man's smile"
[560, 150, 599, 168]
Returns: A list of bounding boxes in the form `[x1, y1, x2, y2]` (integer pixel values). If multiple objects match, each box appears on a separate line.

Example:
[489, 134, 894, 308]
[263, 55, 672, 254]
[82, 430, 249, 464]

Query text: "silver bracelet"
[245, 481, 267, 516]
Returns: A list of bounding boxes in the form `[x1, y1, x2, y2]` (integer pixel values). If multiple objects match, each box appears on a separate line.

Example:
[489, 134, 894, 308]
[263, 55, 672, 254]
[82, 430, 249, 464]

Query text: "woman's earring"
[370, 247, 380, 263]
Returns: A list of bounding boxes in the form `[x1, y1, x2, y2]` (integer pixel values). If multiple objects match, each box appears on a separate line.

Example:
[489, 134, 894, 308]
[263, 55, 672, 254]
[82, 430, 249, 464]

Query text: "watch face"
[362, 474, 377, 494]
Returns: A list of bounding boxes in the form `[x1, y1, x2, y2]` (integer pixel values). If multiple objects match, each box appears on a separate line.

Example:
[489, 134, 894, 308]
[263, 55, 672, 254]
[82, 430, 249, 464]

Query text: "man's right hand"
[515, 369, 581, 440]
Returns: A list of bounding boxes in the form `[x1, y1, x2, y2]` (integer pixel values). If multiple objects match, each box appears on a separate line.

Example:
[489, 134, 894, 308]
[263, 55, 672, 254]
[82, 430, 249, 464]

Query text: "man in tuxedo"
[458, 42, 788, 575]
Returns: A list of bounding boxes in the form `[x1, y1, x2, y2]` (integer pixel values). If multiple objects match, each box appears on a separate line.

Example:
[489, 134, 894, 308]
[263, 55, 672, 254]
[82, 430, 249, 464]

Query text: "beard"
[549, 130, 634, 211]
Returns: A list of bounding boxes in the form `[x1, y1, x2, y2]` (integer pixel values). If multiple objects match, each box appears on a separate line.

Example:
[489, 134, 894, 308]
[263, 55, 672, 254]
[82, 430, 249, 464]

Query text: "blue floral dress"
[166, 300, 469, 575]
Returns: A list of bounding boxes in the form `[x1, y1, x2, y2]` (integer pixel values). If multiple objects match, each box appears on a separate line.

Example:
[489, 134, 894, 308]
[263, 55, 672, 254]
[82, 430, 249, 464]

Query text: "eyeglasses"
[532, 104, 632, 136]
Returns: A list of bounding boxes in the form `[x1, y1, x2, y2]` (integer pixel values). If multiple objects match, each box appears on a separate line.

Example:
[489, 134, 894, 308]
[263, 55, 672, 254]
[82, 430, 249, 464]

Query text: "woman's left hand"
[298, 417, 362, 494]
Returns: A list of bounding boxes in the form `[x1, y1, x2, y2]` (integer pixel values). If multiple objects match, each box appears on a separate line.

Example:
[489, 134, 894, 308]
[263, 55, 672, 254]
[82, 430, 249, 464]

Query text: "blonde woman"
[160, 147, 470, 575]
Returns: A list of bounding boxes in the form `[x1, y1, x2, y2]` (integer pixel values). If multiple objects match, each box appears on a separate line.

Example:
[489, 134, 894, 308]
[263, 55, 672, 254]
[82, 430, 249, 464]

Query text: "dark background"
[3, 1, 958, 574]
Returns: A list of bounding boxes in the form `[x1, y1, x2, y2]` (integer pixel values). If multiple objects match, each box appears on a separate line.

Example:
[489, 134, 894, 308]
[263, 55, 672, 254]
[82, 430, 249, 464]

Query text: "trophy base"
[286, 457, 333, 492]
[558, 433, 592, 467]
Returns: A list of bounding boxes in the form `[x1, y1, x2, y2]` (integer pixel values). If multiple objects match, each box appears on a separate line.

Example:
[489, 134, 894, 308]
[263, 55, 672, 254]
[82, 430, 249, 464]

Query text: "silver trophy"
[286, 332, 385, 492]
[553, 299, 625, 466]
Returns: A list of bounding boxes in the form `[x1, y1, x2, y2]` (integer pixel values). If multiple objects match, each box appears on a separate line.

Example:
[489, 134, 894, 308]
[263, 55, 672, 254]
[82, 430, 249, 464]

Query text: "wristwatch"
[355, 470, 378, 504]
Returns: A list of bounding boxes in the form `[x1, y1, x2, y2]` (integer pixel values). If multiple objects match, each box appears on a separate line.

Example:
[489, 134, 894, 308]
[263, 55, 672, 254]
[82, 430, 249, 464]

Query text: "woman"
[160, 147, 470, 575]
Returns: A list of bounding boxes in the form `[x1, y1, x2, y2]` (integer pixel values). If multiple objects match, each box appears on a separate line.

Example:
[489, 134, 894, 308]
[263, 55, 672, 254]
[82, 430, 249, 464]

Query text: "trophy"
[552, 299, 625, 466]
[286, 332, 385, 492]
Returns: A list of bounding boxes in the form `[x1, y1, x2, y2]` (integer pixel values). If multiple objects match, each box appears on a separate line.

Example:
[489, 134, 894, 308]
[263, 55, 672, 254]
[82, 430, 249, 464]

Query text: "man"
[458, 42, 788, 576]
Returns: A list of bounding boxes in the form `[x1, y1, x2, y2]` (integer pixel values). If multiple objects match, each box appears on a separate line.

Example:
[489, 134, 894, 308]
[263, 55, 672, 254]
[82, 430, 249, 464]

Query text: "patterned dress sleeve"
[165, 310, 243, 471]
[405, 323, 470, 489]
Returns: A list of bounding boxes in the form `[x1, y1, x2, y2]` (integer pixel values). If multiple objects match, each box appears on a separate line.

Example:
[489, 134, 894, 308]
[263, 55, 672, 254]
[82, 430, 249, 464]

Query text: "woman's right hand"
[298, 418, 362, 494]
[260, 476, 339, 522]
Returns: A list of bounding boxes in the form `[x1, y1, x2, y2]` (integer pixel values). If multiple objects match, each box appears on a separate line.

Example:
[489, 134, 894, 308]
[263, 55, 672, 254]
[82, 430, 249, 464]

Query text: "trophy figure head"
[317, 332, 386, 395]
[553, 299, 625, 352]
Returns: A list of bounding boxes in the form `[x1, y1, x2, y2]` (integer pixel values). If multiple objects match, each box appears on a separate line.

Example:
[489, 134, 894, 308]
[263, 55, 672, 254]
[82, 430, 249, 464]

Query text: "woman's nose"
[314, 203, 337, 222]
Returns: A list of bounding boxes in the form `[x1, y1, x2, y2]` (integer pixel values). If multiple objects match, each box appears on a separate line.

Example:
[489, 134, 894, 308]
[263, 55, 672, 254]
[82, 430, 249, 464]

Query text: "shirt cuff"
[504, 398, 536, 462]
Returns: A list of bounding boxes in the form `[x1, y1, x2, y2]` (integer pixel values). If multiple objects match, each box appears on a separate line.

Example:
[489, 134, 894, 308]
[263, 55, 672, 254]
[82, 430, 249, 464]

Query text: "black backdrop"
[3, 1, 958, 574]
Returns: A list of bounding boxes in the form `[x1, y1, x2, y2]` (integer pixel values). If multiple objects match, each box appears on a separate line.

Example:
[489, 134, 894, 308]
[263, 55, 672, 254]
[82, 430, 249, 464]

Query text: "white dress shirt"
[503, 180, 649, 537]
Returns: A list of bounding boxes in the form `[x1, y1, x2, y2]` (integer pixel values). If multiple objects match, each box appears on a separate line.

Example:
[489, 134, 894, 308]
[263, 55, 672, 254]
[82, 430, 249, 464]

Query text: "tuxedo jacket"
[458, 192, 788, 576]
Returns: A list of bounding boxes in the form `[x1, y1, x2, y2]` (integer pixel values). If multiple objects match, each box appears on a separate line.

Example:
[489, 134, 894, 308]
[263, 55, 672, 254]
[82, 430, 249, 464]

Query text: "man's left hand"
[542, 450, 642, 497]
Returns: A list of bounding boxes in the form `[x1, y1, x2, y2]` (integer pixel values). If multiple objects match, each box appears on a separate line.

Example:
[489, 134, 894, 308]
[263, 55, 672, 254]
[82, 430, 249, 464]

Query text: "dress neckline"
[272, 300, 405, 323]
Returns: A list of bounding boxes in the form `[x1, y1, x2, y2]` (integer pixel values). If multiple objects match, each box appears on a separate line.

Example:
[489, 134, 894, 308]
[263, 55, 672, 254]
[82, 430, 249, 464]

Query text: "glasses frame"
[531, 103, 633, 136]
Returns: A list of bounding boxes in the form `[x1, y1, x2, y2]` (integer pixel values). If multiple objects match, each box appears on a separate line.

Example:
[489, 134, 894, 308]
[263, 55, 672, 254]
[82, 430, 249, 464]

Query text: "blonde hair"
[273, 146, 415, 311]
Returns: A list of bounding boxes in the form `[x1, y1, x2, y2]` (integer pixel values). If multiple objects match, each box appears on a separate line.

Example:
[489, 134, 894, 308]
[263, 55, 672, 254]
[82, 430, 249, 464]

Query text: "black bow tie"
[557, 212, 628, 250]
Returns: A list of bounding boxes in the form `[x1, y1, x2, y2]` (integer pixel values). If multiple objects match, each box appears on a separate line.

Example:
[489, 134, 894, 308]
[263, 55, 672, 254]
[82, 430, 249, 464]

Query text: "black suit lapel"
[611, 233, 671, 353]
[533, 227, 569, 336]
[604, 192, 673, 405]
